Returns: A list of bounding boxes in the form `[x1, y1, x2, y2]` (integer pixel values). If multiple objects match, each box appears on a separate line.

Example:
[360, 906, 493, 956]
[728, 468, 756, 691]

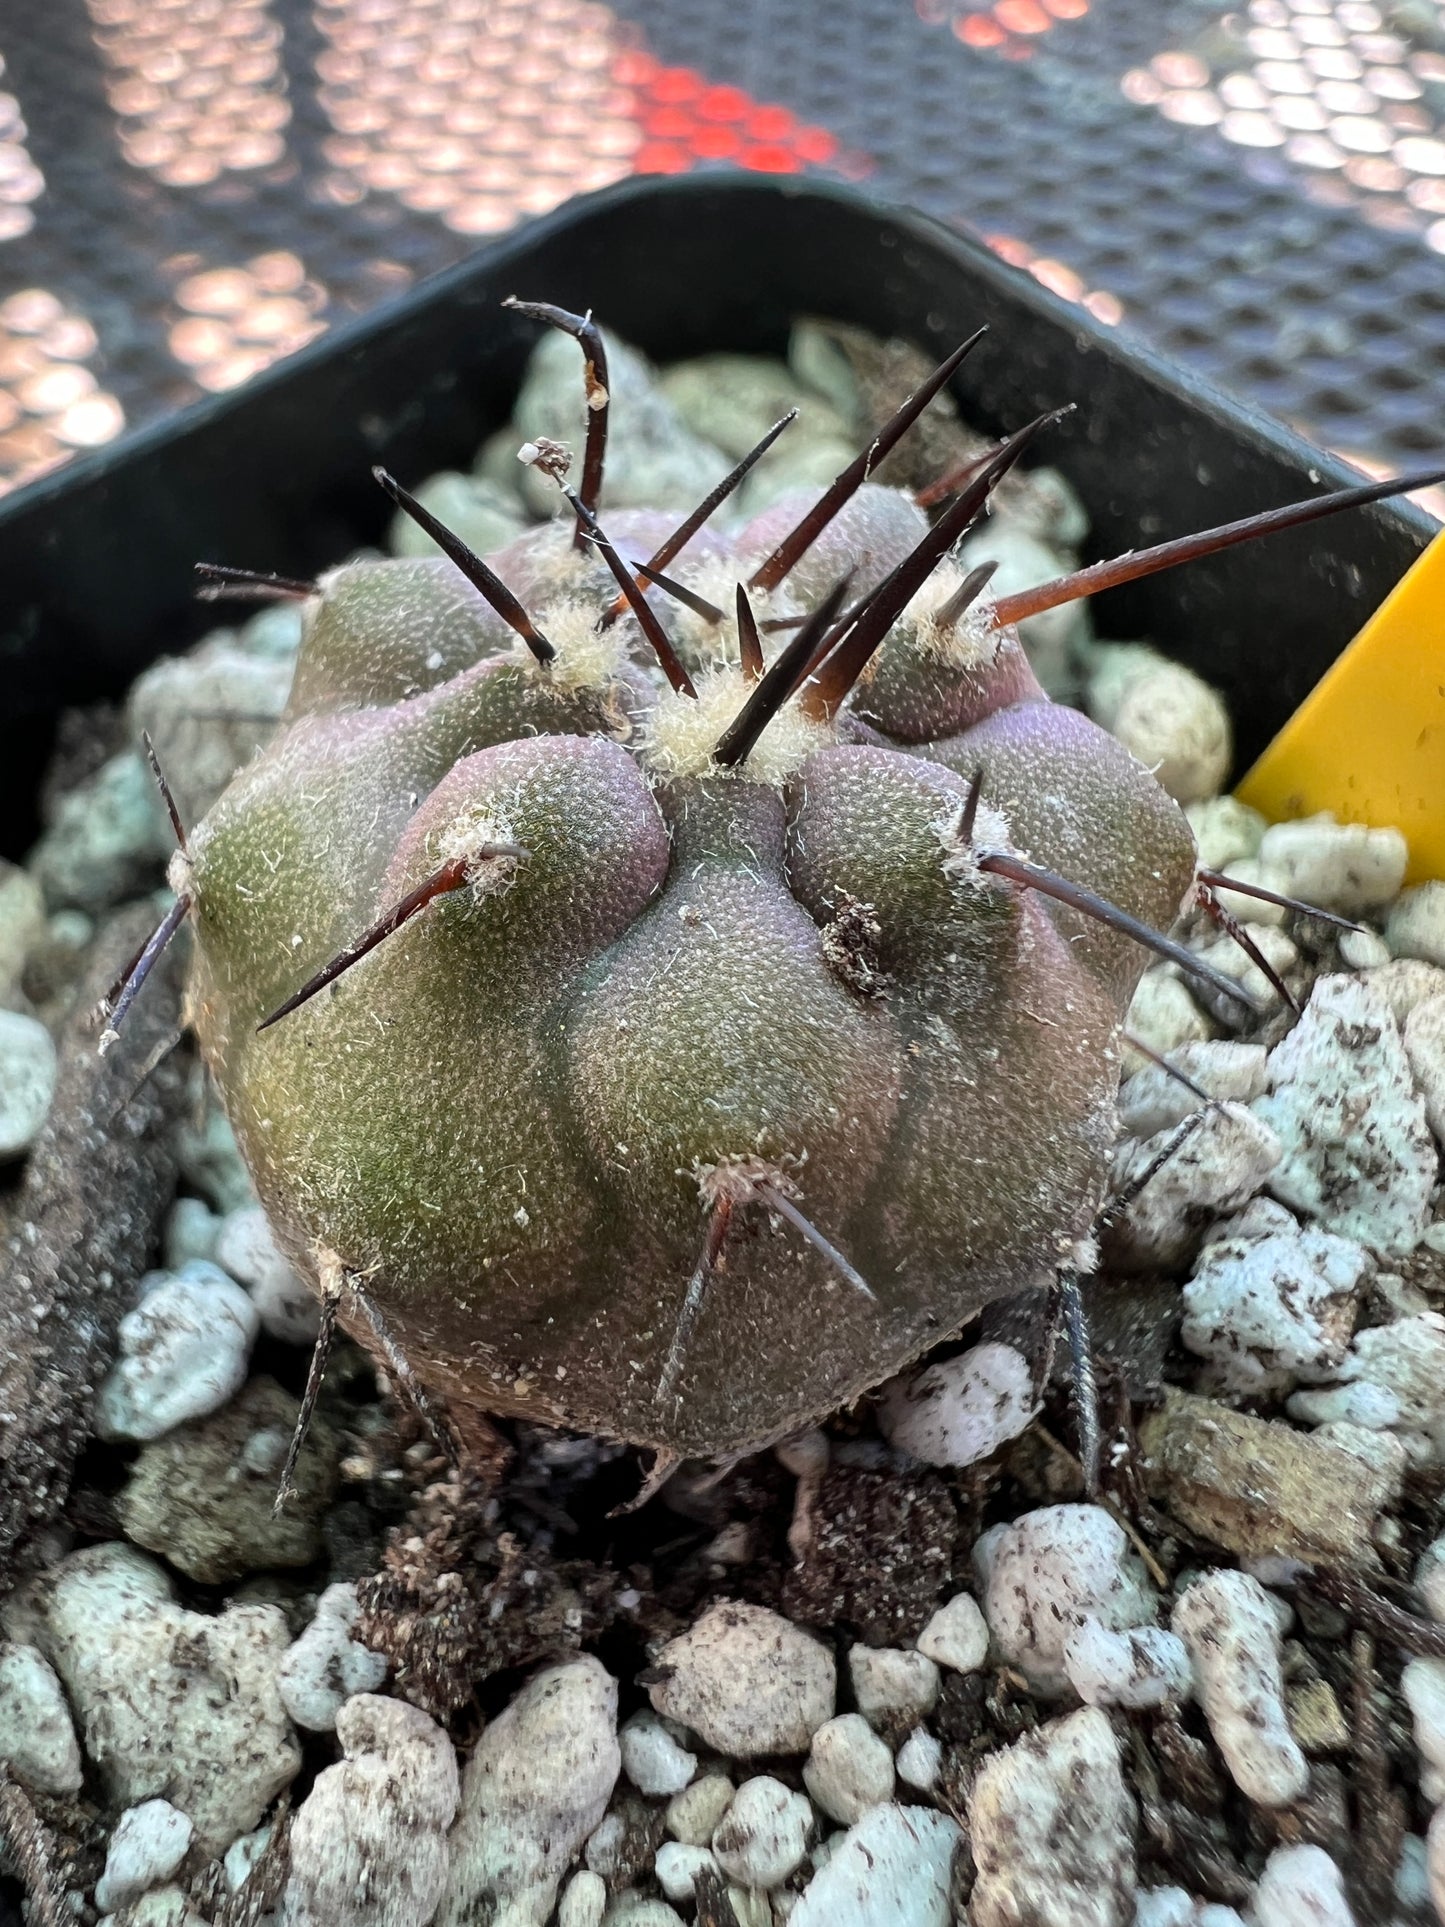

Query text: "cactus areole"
[165, 308, 1421, 1462]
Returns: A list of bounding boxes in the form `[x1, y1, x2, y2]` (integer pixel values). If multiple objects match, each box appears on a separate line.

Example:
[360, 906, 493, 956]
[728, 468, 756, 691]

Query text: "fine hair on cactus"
[105, 300, 1445, 1468]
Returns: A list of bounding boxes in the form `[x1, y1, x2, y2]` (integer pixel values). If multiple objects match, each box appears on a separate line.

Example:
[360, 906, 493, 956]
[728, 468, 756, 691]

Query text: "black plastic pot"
[1, 171, 1434, 853]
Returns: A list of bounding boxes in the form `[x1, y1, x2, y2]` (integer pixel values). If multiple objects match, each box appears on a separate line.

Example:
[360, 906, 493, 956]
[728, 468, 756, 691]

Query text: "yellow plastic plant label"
[1236, 527, 1445, 884]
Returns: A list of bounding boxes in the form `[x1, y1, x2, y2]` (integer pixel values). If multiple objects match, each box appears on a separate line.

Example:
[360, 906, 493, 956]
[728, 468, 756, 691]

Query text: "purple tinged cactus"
[113, 317, 1445, 1463]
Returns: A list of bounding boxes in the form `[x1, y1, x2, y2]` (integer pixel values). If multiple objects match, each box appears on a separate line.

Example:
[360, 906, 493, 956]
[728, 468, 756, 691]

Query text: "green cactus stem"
[102, 318, 1445, 1460]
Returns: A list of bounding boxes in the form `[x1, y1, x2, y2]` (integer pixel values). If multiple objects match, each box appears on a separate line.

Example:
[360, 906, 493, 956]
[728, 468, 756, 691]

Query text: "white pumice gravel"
[1360, 1262, 1427, 1319]
[1394, 1833, 1430, 1916]
[0, 1008, 57, 1158]
[284, 1694, 459, 1927]
[221, 1821, 272, 1894]
[95, 1260, 259, 1441]
[1337, 925, 1391, 967]
[1202, 1195, 1298, 1246]
[661, 350, 848, 462]
[175, 1087, 256, 1215]
[1415, 1533, 1445, 1622]
[1287, 1312, 1445, 1461]
[1171, 1570, 1307, 1808]
[1237, 1554, 1307, 1593]
[277, 1581, 389, 1731]
[0, 860, 44, 1008]
[619, 1709, 697, 1797]
[558, 1870, 608, 1927]
[385, 469, 525, 561]
[0, 1640, 82, 1794]
[1360, 955, 1445, 1025]
[1184, 795, 1266, 872]
[440, 1656, 620, 1927]
[1314, 1416, 1407, 1494]
[776, 1426, 830, 1561]
[711, 1774, 813, 1886]
[127, 641, 293, 825]
[726, 1885, 775, 1927]
[214, 1204, 322, 1345]
[646, 1602, 835, 1756]
[1253, 974, 1435, 1256]
[162, 1196, 221, 1269]
[999, 463, 1091, 547]
[803, 1713, 896, 1825]
[876, 1340, 1036, 1467]
[1387, 880, 1445, 967]
[665, 1772, 734, 1845]
[788, 1803, 961, 1927]
[94, 1799, 194, 1913]
[809, 1831, 843, 1874]
[1204, 858, 1290, 929]
[601, 1899, 686, 1927]
[1401, 1657, 1445, 1801]
[1192, 925, 1300, 1011]
[98, 1882, 205, 1927]
[1284, 1377, 1406, 1438]
[22, 1542, 299, 1853]
[974, 1504, 1159, 1696]
[895, 1725, 942, 1792]
[654, 1842, 719, 1904]
[847, 1645, 939, 1731]
[1180, 1224, 1369, 1392]
[27, 747, 172, 913]
[1402, 993, 1445, 1143]
[915, 1590, 990, 1674]
[1109, 1103, 1283, 1270]
[1134, 1889, 1246, 1926]
[1253, 813, 1407, 916]
[1124, 967, 1215, 1063]
[969, 1707, 1136, 1927]
[1062, 1618, 1193, 1711]
[1084, 641, 1232, 804]
[41, 904, 94, 972]
[1117, 1041, 1269, 1139]
[583, 1812, 626, 1878]
[231, 597, 304, 658]
[1428, 1805, 1445, 1926]
[1247, 1843, 1355, 1927]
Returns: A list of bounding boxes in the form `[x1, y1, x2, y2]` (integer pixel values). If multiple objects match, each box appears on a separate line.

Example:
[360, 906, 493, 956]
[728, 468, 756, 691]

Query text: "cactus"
[113, 309, 1443, 1463]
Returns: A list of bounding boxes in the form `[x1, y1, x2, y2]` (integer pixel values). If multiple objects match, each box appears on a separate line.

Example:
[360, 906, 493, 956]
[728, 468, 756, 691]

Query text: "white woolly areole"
[502, 519, 598, 599]
[900, 561, 1005, 668]
[694, 1153, 802, 1207]
[534, 596, 629, 692]
[435, 805, 523, 900]
[644, 662, 835, 787]
[291, 569, 331, 653]
[540, 537, 602, 596]
[167, 848, 195, 898]
[664, 558, 800, 669]
[1070, 1233, 1101, 1274]
[312, 562, 349, 599]
[936, 797, 1015, 890]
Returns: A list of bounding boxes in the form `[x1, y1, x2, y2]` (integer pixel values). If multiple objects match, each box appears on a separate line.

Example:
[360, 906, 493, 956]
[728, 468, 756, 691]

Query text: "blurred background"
[0, 0, 1442, 502]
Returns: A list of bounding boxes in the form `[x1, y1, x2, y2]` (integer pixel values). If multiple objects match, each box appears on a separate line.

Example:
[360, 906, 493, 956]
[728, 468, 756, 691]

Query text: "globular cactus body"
[168, 314, 1372, 1460]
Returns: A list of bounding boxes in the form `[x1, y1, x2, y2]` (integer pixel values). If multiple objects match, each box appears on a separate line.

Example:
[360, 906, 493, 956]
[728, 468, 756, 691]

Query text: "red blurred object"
[615, 53, 852, 177]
